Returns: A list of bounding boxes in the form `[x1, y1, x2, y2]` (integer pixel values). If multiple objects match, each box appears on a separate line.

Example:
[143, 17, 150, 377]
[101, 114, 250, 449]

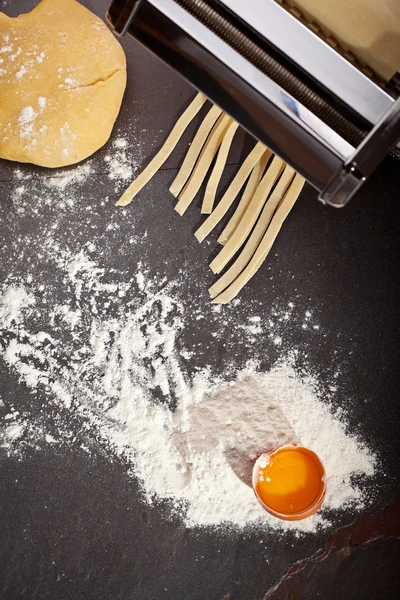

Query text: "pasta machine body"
[107, 0, 400, 207]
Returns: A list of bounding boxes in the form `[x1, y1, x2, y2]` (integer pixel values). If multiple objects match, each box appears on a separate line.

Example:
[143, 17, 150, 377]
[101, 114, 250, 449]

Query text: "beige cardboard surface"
[287, 0, 400, 80]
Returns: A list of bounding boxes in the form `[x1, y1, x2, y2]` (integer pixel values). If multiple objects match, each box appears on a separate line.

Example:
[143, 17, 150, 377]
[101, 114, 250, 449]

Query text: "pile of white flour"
[0, 247, 376, 533]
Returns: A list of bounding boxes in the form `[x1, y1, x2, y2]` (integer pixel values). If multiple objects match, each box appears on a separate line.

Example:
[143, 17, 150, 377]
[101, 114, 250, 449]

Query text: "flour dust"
[0, 136, 379, 534]
[0, 249, 376, 533]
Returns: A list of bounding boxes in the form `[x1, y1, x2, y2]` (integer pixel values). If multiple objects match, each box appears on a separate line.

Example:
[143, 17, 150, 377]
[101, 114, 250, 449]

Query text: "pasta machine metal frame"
[107, 0, 400, 207]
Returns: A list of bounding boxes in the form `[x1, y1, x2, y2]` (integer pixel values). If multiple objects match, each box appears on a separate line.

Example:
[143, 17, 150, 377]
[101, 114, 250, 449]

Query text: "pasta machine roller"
[107, 0, 400, 207]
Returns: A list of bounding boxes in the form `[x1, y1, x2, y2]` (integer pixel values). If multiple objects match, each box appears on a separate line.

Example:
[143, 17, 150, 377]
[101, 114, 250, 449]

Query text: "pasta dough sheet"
[288, 0, 400, 80]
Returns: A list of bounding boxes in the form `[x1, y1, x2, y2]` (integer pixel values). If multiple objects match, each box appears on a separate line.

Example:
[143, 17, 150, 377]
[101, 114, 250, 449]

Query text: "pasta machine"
[107, 0, 400, 207]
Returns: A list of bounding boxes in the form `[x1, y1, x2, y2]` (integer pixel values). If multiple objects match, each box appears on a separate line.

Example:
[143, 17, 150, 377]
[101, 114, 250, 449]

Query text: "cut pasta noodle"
[170, 104, 223, 198]
[208, 166, 296, 299]
[211, 174, 305, 304]
[117, 91, 307, 302]
[202, 120, 239, 214]
[194, 141, 268, 242]
[218, 150, 270, 245]
[175, 114, 232, 216]
[210, 156, 285, 274]
[116, 92, 207, 206]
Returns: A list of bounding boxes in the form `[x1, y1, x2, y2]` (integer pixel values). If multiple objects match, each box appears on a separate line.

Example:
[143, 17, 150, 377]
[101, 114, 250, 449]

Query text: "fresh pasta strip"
[210, 156, 285, 274]
[218, 150, 270, 245]
[116, 92, 207, 206]
[201, 120, 239, 214]
[211, 174, 305, 304]
[194, 141, 268, 242]
[169, 104, 223, 198]
[208, 166, 296, 299]
[175, 114, 232, 216]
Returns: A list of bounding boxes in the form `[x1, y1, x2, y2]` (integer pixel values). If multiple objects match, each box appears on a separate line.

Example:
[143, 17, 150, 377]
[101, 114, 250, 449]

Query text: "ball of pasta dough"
[0, 0, 127, 168]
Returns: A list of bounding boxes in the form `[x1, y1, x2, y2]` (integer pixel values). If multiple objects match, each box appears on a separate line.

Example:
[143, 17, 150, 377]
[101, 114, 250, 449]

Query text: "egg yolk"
[255, 447, 324, 515]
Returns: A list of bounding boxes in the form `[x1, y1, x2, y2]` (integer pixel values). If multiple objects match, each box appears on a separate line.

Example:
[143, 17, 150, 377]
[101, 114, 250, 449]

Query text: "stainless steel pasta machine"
[107, 0, 400, 207]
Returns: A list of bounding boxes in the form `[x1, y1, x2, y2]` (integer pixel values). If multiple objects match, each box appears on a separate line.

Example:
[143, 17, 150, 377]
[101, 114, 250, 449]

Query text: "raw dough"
[202, 120, 239, 214]
[210, 156, 284, 274]
[194, 142, 268, 242]
[0, 0, 127, 168]
[115, 89, 305, 301]
[218, 151, 270, 245]
[117, 92, 207, 206]
[209, 166, 295, 299]
[169, 104, 222, 198]
[175, 113, 232, 216]
[212, 174, 305, 304]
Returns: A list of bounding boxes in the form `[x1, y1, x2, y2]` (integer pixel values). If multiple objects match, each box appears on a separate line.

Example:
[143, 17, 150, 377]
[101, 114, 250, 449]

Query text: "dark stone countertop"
[0, 1, 399, 599]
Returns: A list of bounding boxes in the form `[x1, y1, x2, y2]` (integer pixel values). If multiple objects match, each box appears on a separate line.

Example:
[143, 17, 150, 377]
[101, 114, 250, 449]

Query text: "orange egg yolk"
[255, 447, 324, 515]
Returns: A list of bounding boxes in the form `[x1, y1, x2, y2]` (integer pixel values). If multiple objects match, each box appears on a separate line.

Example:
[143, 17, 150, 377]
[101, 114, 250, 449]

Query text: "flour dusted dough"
[0, 0, 126, 168]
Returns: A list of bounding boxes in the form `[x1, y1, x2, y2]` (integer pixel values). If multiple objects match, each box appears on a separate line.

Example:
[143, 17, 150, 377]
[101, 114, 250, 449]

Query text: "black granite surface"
[0, 1, 399, 599]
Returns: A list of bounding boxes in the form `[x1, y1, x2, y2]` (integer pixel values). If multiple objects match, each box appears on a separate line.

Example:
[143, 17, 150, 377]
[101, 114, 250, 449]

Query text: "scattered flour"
[103, 136, 138, 190]
[105, 360, 375, 529]
[0, 137, 379, 534]
[0, 249, 376, 532]
[18, 105, 36, 124]
[18, 106, 37, 139]
[0, 284, 35, 327]
[44, 162, 93, 192]
[10, 133, 140, 213]
[15, 64, 26, 78]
